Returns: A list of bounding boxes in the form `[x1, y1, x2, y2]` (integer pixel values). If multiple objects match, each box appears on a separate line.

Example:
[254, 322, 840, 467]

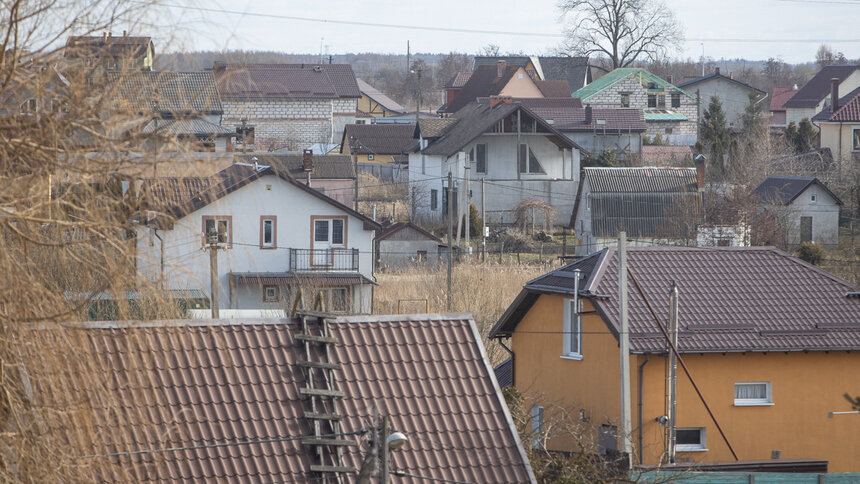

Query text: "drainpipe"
[499, 339, 515, 387]
[638, 354, 649, 465]
[154, 228, 164, 291]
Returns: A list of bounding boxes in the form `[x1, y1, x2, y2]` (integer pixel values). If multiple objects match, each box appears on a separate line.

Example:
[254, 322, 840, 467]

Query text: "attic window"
[519, 144, 546, 174]
[811, 194, 817, 203]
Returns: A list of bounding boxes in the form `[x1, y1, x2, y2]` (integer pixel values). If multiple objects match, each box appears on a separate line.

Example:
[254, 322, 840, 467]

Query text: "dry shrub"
[373, 261, 560, 364]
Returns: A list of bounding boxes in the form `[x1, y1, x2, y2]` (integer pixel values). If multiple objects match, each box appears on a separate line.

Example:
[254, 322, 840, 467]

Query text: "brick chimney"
[489, 95, 512, 108]
[123, 30, 128, 37]
[694, 154, 706, 189]
[303, 149, 313, 186]
[496, 60, 506, 78]
[584, 104, 592, 125]
[831, 78, 839, 112]
[667, 75, 674, 84]
[715, 67, 720, 76]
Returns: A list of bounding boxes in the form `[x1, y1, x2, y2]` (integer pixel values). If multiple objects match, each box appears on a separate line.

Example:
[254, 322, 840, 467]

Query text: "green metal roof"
[573, 67, 694, 101]
[644, 111, 688, 121]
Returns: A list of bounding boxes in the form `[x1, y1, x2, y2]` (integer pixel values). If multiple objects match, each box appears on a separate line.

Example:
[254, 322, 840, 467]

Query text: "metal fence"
[289, 248, 359, 271]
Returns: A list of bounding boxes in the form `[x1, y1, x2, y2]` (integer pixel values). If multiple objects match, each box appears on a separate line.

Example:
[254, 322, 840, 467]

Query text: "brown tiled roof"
[234, 153, 356, 179]
[64, 35, 152, 58]
[492, 247, 860, 353]
[529, 106, 646, 132]
[445, 71, 472, 89]
[513, 97, 583, 109]
[812, 85, 860, 122]
[40, 315, 535, 482]
[356, 78, 405, 113]
[416, 118, 459, 138]
[534, 80, 571, 97]
[213, 63, 360, 100]
[107, 71, 223, 114]
[444, 64, 524, 114]
[783, 65, 859, 108]
[770, 86, 796, 112]
[342, 124, 415, 155]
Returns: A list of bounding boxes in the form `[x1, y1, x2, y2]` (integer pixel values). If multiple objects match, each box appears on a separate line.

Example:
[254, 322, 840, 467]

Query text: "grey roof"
[213, 63, 360, 100]
[513, 97, 583, 109]
[529, 107, 646, 132]
[473, 56, 533, 69]
[494, 358, 513, 388]
[341, 123, 415, 155]
[107, 71, 223, 114]
[537, 56, 591, 93]
[235, 154, 356, 179]
[753, 175, 842, 206]
[491, 247, 860, 353]
[676, 72, 765, 95]
[142, 118, 233, 137]
[584, 167, 698, 193]
[356, 78, 405, 113]
[419, 102, 581, 157]
[783, 65, 859, 108]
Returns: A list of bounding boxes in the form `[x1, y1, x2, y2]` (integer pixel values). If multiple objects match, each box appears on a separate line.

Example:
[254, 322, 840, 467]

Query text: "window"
[236, 125, 255, 145]
[260, 216, 277, 249]
[367, 154, 374, 161]
[202, 216, 232, 247]
[20, 98, 36, 114]
[734, 382, 772, 406]
[675, 428, 707, 451]
[51, 98, 69, 113]
[563, 298, 582, 359]
[430, 189, 438, 211]
[473, 143, 487, 173]
[530, 405, 544, 449]
[665, 127, 673, 135]
[671, 93, 681, 108]
[657, 94, 666, 108]
[620, 93, 630, 108]
[518, 144, 546, 174]
[313, 217, 346, 247]
[853, 129, 860, 151]
[416, 250, 427, 261]
[355, 119, 366, 125]
[810, 194, 817, 203]
[647, 94, 657, 108]
[106, 60, 117, 71]
[263, 285, 279, 303]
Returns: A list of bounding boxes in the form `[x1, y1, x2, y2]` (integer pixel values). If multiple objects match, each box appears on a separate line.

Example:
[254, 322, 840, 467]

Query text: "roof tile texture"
[214, 63, 360, 100]
[529, 106, 645, 131]
[343, 123, 416, 154]
[108, 71, 223, 114]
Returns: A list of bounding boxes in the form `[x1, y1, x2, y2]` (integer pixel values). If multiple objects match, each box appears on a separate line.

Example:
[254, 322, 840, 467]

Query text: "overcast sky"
[164, 0, 860, 64]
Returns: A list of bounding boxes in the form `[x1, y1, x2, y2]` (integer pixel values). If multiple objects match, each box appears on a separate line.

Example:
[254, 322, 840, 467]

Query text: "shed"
[375, 222, 446, 270]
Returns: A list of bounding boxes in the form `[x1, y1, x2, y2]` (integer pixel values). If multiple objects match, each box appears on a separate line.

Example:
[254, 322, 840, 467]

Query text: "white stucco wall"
[136, 173, 375, 311]
[784, 184, 841, 247]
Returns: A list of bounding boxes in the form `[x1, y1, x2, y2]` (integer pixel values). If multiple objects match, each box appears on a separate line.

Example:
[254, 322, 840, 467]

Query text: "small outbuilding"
[753, 175, 842, 247]
[375, 222, 447, 270]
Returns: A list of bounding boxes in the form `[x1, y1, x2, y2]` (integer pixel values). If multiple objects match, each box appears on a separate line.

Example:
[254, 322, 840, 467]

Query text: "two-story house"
[573, 68, 698, 144]
[677, 68, 765, 131]
[441, 61, 563, 115]
[783, 65, 860, 129]
[213, 62, 360, 152]
[136, 163, 380, 314]
[490, 246, 860, 472]
[408, 99, 582, 225]
[473, 56, 593, 93]
[63, 32, 154, 81]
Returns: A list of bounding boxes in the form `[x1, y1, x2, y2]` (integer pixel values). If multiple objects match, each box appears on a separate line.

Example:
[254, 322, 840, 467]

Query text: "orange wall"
[499, 67, 543, 98]
[511, 294, 860, 472]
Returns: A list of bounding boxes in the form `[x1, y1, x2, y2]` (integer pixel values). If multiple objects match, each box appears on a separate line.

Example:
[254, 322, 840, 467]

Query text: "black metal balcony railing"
[290, 248, 359, 272]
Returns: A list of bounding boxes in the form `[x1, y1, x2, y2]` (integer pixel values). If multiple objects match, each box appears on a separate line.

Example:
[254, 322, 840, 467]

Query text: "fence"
[356, 162, 407, 182]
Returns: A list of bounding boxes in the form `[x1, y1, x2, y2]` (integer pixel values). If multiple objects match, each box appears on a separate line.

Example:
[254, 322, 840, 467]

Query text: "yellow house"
[813, 82, 860, 171]
[340, 123, 415, 165]
[356, 79, 405, 118]
[490, 246, 860, 472]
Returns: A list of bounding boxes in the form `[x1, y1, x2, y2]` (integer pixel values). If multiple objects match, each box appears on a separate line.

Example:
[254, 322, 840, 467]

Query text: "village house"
[677, 67, 766, 130]
[375, 221, 447, 270]
[473, 55, 594, 93]
[212, 62, 360, 152]
[812, 81, 860, 170]
[571, 165, 704, 256]
[573, 68, 698, 144]
[782, 64, 860, 128]
[490, 246, 860, 472]
[62, 31, 154, 81]
[753, 175, 842, 247]
[34, 313, 535, 482]
[136, 163, 379, 314]
[340, 123, 415, 165]
[355, 78, 405, 118]
[769, 85, 798, 129]
[235, 151, 356, 206]
[408, 100, 582, 225]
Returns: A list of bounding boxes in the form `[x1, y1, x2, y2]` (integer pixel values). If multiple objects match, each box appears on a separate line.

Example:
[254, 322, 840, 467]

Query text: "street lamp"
[357, 416, 408, 484]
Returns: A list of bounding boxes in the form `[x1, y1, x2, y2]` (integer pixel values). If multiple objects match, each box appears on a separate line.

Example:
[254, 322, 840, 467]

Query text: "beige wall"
[819, 121, 858, 168]
[499, 67, 543, 98]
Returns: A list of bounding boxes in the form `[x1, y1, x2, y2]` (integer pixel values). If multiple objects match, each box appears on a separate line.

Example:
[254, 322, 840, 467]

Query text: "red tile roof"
[492, 247, 860, 353]
[812, 85, 860, 123]
[445, 71, 472, 89]
[40, 315, 535, 482]
[213, 63, 360, 100]
[770, 86, 796, 112]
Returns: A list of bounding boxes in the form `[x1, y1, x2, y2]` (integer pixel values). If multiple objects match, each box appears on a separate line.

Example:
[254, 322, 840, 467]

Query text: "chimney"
[303, 149, 314, 186]
[831, 78, 839, 112]
[489, 95, 512, 108]
[667, 75, 674, 84]
[102, 32, 107, 42]
[584, 104, 593, 125]
[694, 154, 706, 189]
[715, 67, 720, 76]
[123, 30, 127, 37]
[496, 60, 506, 78]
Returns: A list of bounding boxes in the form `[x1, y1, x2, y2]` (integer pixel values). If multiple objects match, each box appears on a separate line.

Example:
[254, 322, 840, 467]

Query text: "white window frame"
[562, 298, 582, 360]
[675, 427, 707, 452]
[260, 216, 276, 249]
[530, 405, 544, 449]
[734, 382, 773, 406]
[518, 143, 546, 175]
[852, 128, 860, 152]
[263, 285, 279, 303]
[367, 154, 374, 161]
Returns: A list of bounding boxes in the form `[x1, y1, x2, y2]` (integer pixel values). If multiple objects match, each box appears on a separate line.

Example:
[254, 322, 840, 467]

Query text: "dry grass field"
[374, 261, 562, 364]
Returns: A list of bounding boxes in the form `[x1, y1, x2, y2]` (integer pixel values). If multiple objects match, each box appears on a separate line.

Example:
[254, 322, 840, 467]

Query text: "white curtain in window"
[735, 383, 766, 400]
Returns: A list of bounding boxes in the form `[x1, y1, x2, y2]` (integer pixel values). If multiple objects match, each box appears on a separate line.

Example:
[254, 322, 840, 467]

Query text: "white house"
[409, 100, 582, 226]
[137, 163, 380, 313]
[752, 176, 842, 247]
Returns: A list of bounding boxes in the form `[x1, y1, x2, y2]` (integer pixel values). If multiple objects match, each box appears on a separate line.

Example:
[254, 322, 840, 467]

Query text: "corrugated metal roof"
[584, 167, 698, 193]
[643, 111, 688, 121]
[493, 247, 860, 353]
[230, 271, 373, 286]
[34, 315, 535, 482]
[573, 68, 694, 101]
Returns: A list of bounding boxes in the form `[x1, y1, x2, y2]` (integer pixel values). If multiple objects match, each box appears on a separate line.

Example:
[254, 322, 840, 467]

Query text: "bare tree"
[815, 44, 847, 69]
[557, 0, 683, 70]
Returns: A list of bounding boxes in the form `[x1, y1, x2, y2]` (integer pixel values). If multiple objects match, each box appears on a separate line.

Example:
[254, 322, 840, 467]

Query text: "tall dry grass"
[374, 261, 562, 364]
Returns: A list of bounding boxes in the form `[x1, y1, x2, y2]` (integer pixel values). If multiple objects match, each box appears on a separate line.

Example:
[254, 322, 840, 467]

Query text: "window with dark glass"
[647, 94, 657, 108]
[519, 144, 546, 174]
[671, 93, 681, 108]
[474, 143, 487, 173]
[620, 93, 630, 107]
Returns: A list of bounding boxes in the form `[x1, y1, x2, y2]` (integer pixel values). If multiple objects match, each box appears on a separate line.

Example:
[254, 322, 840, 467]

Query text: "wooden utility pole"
[208, 228, 220, 318]
[380, 415, 391, 484]
[667, 282, 679, 463]
[618, 231, 632, 468]
[481, 177, 486, 262]
[447, 171, 453, 311]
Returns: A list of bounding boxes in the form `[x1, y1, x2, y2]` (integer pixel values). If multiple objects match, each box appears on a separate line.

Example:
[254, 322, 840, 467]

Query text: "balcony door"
[313, 218, 346, 266]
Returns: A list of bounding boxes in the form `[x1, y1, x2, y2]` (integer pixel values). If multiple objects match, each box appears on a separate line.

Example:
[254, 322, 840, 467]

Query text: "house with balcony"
[136, 163, 380, 314]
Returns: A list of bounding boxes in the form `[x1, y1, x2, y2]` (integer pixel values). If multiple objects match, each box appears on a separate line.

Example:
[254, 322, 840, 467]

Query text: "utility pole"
[208, 227, 221, 318]
[667, 282, 679, 464]
[350, 136, 359, 211]
[464, 163, 470, 263]
[618, 231, 632, 468]
[380, 415, 391, 484]
[447, 171, 453, 311]
[481, 177, 486, 262]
